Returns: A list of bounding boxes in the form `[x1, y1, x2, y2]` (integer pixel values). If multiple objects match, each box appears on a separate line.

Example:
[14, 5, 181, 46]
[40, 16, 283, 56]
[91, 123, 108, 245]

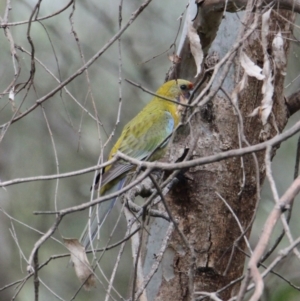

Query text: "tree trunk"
[141, 2, 294, 300]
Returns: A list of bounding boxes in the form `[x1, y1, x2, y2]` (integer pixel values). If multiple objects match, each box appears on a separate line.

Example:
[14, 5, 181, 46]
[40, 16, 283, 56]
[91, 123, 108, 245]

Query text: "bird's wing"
[96, 110, 175, 187]
[93, 163, 132, 190]
[118, 109, 174, 160]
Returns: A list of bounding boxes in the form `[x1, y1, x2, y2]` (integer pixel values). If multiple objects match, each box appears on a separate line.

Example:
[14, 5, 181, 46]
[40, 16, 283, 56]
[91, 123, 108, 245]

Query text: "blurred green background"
[0, 1, 299, 300]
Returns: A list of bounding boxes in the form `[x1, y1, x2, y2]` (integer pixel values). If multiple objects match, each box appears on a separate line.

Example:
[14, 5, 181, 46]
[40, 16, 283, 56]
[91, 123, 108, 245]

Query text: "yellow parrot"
[81, 79, 194, 249]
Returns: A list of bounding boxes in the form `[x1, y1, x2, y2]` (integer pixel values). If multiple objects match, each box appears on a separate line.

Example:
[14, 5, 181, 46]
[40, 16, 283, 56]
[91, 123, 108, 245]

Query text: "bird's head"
[156, 79, 193, 116]
[157, 79, 194, 101]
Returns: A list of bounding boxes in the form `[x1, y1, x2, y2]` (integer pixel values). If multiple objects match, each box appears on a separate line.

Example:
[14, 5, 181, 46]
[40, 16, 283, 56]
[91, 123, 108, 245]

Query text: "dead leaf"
[232, 73, 248, 105]
[240, 52, 265, 80]
[261, 67, 274, 125]
[261, 8, 272, 47]
[272, 31, 286, 75]
[9, 88, 17, 113]
[187, 19, 203, 77]
[64, 238, 96, 290]
[168, 54, 181, 64]
[259, 7, 274, 125]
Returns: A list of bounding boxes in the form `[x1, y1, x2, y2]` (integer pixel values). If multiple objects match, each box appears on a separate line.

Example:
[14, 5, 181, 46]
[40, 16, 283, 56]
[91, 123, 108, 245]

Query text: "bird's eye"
[180, 84, 187, 90]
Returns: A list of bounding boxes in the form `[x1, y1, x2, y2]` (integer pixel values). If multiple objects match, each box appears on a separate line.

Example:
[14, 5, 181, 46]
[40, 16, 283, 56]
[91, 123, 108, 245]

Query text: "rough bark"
[142, 2, 295, 301]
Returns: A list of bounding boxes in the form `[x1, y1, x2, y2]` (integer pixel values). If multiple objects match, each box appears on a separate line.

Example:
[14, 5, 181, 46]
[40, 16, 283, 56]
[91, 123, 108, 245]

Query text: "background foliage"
[0, 1, 300, 300]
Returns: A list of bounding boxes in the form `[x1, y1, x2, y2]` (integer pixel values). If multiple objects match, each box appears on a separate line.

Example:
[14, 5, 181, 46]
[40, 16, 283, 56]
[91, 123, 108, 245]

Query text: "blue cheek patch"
[166, 116, 175, 133]
[159, 114, 174, 149]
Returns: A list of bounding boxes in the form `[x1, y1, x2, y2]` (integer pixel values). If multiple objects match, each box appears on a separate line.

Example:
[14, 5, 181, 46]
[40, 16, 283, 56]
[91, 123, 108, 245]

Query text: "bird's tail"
[80, 177, 127, 250]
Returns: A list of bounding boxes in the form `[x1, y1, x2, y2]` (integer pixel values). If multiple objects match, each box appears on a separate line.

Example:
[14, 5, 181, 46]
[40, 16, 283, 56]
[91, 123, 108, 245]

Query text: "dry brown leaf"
[187, 19, 203, 77]
[232, 73, 248, 105]
[9, 88, 17, 113]
[260, 7, 274, 125]
[168, 54, 181, 64]
[64, 238, 96, 290]
[261, 67, 274, 125]
[272, 31, 286, 75]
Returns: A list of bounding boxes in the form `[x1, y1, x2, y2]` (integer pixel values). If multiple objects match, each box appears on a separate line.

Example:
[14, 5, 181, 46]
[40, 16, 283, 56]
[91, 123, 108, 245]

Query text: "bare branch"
[242, 176, 300, 301]
[286, 89, 300, 116]
[0, 0, 154, 128]
[200, 0, 300, 14]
